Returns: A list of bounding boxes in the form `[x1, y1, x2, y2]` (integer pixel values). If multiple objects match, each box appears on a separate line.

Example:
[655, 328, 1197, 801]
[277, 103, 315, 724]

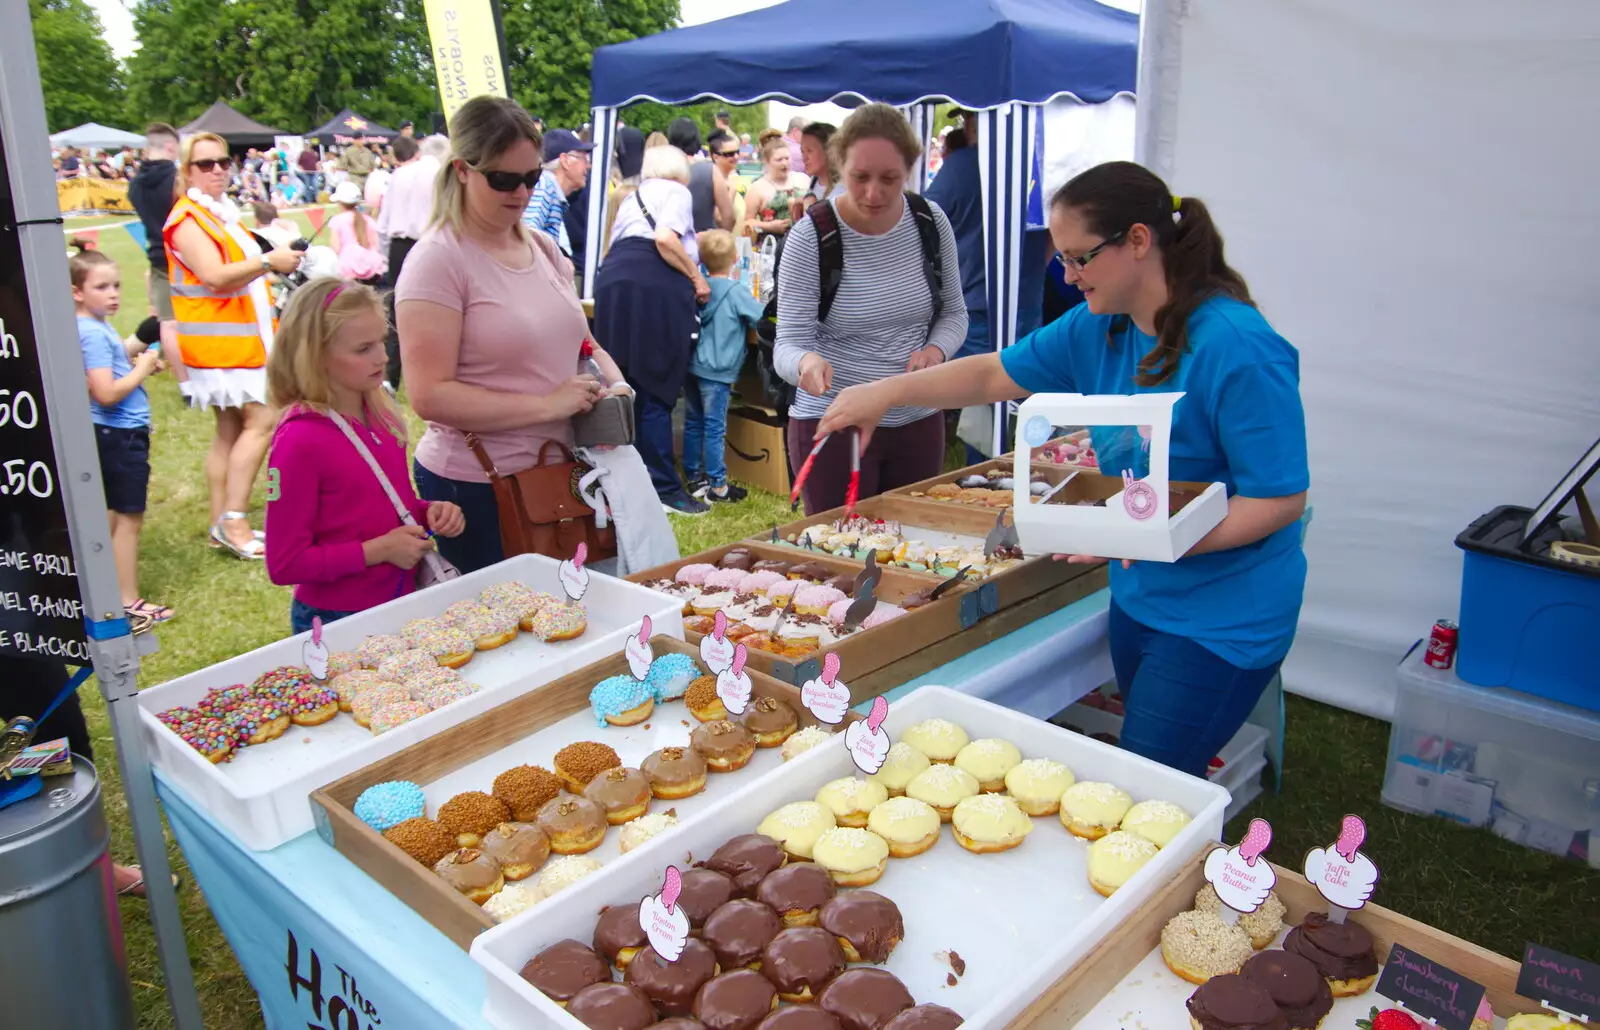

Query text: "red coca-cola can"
[1425, 619, 1458, 669]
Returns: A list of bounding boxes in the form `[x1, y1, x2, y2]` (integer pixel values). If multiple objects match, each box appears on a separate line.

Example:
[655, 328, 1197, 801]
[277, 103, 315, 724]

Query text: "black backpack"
[752, 193, 945, 415]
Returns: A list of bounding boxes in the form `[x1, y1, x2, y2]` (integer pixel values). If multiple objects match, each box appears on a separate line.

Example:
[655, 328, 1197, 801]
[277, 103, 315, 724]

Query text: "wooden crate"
[309, 636, 848, 951]
[762, 494, 1105, 622]
[1010, 847, 1543, 1028]
[627, 540, 986, 687]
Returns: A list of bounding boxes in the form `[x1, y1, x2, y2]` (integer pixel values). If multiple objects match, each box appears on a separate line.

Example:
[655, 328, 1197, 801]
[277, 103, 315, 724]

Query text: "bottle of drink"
[577, 339, 605, 382]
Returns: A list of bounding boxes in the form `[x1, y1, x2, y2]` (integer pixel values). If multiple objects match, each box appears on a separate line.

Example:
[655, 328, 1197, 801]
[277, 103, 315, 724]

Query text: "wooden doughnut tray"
[310, 635, 852, 950]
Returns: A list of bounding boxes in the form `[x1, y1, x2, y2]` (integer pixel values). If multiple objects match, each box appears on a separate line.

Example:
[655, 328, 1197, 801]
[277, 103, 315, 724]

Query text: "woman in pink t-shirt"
[395, 97, 630, 573]
[328, 181, 387, 284]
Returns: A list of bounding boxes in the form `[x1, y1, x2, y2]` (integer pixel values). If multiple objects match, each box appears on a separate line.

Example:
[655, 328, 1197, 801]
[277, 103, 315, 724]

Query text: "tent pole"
[583, 107, 618, 301]
[0, 5, 204, 1027]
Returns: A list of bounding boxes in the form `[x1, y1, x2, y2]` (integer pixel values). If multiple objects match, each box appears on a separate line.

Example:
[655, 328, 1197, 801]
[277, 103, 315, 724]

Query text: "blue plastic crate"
[1456, 505, 1600, 710]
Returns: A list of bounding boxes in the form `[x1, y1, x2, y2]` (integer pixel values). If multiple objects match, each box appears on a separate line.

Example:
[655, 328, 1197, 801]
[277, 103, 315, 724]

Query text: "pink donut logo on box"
[637, 866, 690, 962]
[1203, 818, 1276, 914]
[1122, 469, 1158, 521]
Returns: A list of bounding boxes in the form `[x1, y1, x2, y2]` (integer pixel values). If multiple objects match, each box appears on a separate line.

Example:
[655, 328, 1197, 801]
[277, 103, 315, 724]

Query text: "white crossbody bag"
[328, 411, 461, 589]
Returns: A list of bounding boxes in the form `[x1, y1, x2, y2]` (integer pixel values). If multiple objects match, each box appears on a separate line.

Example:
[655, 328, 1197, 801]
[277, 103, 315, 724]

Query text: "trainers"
[662, 494, 711, 517]
[685, 474, 709, 497]
[705, 483, 748, 503]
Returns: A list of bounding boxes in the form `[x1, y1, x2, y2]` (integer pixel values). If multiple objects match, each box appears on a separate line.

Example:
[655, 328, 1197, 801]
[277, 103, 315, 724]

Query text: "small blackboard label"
[1376, 943, 1486, 1030]
[1518, 943, 1598, 1022]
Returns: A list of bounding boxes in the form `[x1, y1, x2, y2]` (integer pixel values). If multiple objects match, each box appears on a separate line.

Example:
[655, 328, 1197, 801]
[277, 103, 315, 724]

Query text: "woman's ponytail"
[1052, 162, 1253, 385]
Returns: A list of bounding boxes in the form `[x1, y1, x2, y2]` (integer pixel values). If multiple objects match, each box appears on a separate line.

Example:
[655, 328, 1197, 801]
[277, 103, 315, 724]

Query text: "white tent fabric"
[1136, 0, 1600, 717]
[49, 122, 146, 150]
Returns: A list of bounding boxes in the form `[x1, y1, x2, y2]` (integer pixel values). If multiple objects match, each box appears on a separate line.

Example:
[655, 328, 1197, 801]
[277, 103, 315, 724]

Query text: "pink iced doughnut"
[675, 563, 718, 585]
[861, 603, 907, 630]
[738, 570, 787, 595]
[793, 585, 846, 611]
[704, 567, 747, 590]
[826, 598, 854, 626]
[766, 579, 800, 603]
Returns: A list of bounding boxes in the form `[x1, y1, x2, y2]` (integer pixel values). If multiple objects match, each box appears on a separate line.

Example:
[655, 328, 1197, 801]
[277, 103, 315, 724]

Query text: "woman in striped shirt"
[774, 103, 967, 513]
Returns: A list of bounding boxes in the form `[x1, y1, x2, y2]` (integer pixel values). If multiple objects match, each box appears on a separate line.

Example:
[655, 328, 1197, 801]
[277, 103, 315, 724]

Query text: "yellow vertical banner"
[422, 0, 509, 123]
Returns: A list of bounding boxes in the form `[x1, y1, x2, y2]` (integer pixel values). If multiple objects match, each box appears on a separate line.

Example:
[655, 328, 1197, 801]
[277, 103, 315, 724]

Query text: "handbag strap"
[464, 431, 502, 479]
[327, 410, 420, 529]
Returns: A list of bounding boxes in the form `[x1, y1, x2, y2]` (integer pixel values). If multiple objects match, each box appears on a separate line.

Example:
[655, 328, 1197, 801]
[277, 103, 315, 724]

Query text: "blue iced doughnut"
[590, 674, 655, 727]
[646, 653, 701, 702]
[353, 781, 426, 832]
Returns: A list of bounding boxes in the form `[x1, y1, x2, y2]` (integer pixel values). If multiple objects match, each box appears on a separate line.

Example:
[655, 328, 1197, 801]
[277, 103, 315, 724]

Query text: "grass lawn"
[68, 214, 1598, 1028]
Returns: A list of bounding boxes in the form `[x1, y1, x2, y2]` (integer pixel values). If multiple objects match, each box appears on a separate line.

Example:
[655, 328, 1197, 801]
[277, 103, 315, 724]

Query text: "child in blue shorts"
[71, 243, 172, 627]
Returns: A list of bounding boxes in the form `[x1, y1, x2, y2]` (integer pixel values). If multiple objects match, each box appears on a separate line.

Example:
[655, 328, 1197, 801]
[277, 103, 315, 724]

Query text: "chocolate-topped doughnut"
[518, 939, 609, 1004]
[751, 560, 792, 576]
[1281, 912, 1378, 992]
[822, 574, 857, 595]
[703, 834, 786, 896]
[755, 863, 836, 926]
[593, 903, 649, 968]
[760, 926, 845, 1003]
[759, 1009, 843, 1030]
[692, 720, 756, 772]
[566, 982, 656, 1030]
[741, 696, 798, 747]
[817, 891, 903, 963]
[478, 821, 550, 881]
[673, 868, 735, 931]
[882, 1005, 965, 1030]
[584, 766, 653, 824]
[719, 549, 755, 571]
[1240, 950, 1333, 1029]
[1185, 973, 1289, 1030]
[702, 898, 782, 969]
[787, 561, 833, 582]
[643, 746, 709, 800]
[817, 968, 914, 1030]
[693, 969, 778, 1030]
[536, 795, 608, 854]
[654, 1020, 711, 1030]
[625, 940, 719, 1017]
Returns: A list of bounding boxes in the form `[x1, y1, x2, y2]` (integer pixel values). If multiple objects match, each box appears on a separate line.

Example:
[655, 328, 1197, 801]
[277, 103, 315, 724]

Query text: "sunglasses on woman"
[473, 165, 543, 192]
[190, 158, 232, 173]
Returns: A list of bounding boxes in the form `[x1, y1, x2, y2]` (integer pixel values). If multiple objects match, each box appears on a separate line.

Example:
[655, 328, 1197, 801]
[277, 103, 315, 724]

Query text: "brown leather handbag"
[464, 435, 617, 563]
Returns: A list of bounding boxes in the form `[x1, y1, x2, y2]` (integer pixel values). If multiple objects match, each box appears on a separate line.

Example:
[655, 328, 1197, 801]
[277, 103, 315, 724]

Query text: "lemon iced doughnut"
[1003, 758, 1075, 816]
[1086, 830, 1158, 896]
[869, 742, 930, 797]
[1059, 781, 1134, 840]
[953, 738, 1022, 792]
[898, 718, 969, 763]
[1121, 799, 1192, 849]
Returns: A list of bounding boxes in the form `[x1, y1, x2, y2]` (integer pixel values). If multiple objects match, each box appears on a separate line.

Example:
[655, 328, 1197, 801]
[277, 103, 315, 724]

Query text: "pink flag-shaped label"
[843, 695, 891, 774]
[625, 616, 653, 681]
[1203, 819, 1277, 914]
[1304, 813, 1379, 912]
[716, 644, 752, 716]
[638, 866, 690, 962]
[800, 652, 850, 725]
[302, 615, 330, 681]
[558, 542, 591, 601]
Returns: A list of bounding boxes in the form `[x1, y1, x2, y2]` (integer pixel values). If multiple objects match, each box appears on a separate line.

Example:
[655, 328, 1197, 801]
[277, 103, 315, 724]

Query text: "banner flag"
[421, 0, 509, 123]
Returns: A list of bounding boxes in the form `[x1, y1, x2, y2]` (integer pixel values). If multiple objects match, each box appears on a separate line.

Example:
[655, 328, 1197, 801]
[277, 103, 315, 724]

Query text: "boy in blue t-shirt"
[71, 246, 172, 626]
[684, 230, 766, 503]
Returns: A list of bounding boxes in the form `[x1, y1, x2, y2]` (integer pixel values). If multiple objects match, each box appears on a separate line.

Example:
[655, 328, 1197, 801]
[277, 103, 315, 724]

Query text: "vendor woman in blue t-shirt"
[818, 161, 1309, 778]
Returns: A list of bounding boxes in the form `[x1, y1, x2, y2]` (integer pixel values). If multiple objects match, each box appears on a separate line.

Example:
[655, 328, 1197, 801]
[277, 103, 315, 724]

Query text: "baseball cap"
[542, 129, 593, 162]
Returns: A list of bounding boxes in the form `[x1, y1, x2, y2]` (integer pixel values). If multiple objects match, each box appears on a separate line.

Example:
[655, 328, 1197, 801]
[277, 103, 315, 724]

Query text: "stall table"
[156, 588, 1116, 1029]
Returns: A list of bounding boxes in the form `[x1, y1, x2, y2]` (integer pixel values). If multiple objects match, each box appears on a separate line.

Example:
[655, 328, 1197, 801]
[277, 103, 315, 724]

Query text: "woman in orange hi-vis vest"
[164, 132, 302, 559]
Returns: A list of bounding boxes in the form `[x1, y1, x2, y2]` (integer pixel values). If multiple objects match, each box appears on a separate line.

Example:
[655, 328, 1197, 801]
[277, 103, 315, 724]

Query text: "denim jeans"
[632, 387, 687, 501]
[681, 376, 732, 487]
[290, 598, 355, 636]
[412, 461, 504, 574]
[298, 171, 319, 199]
[1107, 599, 1283, 778]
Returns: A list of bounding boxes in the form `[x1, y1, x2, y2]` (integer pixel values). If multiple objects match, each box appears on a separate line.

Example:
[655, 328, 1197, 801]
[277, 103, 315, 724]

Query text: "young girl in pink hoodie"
[264, 279, 465, 634]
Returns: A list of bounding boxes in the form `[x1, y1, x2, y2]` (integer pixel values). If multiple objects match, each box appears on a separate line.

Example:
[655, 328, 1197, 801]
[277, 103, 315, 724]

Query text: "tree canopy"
[30, 0, 128, 132]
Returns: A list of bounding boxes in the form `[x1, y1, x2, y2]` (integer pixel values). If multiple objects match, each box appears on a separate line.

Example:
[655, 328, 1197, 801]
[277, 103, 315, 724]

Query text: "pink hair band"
[322, 283, 346, 309]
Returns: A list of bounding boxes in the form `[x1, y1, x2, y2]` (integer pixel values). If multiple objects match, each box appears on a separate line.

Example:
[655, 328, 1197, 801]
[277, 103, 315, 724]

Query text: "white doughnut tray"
[137, 553, 684, 850]
[470, 685, 1230, 1030]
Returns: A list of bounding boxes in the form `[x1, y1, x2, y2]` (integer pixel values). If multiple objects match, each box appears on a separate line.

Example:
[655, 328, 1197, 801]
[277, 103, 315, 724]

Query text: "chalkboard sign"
[0, 144, 89, 660]
[1375, 943, 1486, 1030]
[1518, 943, 1598, 1022]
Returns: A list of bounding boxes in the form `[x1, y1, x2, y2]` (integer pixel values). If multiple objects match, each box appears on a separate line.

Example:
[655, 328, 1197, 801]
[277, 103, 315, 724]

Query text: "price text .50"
[1, 459, 53, 498]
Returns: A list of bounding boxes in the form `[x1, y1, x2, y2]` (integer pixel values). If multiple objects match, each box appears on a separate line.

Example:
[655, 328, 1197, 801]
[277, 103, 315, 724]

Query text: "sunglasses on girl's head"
[473, 165, 543, 192]
[190, 158, 232, 173]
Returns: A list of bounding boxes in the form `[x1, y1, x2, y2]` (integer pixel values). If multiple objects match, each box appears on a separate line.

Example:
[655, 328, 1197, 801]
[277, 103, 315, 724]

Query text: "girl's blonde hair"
[829, 102, 921, 173]
[266, 278, 404, 440]
[177, 132, 229, 193]
[432, 96, 543, 235]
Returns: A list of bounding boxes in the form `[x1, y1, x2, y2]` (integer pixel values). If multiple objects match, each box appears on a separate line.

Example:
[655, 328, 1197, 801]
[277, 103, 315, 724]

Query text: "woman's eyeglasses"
[190, 158, 232, 173]
[474, 166, 543, 192]
[1060, 229, 1128, 271]
[713, 149, 739, 159]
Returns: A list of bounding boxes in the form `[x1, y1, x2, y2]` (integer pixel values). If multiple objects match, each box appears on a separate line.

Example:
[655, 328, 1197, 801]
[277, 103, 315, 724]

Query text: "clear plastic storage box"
[1383, 644, 1600, 866]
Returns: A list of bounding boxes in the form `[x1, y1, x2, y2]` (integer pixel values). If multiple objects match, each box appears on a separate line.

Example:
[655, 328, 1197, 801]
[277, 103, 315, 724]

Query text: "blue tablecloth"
[157, 588, 1112, 1028]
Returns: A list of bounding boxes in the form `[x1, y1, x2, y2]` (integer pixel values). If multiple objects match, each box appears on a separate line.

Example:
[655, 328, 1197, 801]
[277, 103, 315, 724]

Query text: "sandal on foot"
[128, 599, 175, 623]
[116, 867, 183, 898]
[211, 513, 265, 560]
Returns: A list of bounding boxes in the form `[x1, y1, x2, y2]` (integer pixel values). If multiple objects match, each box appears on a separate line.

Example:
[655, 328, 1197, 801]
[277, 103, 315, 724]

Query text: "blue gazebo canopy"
[590, 0, 1139, 111]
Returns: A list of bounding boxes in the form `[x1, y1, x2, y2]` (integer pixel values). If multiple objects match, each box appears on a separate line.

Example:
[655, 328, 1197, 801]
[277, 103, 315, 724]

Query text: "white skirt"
[183, 367, 269, 411]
